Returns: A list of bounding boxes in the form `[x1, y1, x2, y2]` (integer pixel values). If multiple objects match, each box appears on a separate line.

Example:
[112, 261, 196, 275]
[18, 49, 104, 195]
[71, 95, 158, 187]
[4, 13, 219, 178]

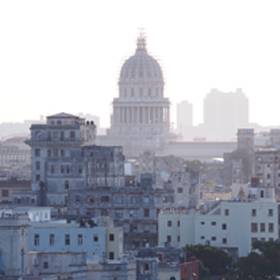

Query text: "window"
[222, 238, 227, 244]
[252, 209, 257, 217]
[177, 187, 183, 193]
[211, 221, 216, 226]
[222, 224, 227, 230]
[260, 190, 265, 198]
[201, 236, 205, 240]
[101, 196, 110, 203]
[260, 223, 266, 232]
[60, 165, 65, 174]
[268, 209, 273, 217]
[144, 208, 150, 217]
[167, 220, 172, 227]
[109, 252, 114, 260]
[35, 161, 40, 171]
[211, 236, 216, 241]
[66, 166, 70, 174]
[144, 263, 150, 272]
[225, 209, 229, 216]
[34, 234, 40, 246]
[36, 174, 40, 182]
[64, 180, 69, 190]
[47, 149, 51, 157]
[60, 149, 64, 157]
[60, 131, 64, 141]
[50, 165, 55, 174]
[251, 223, 258, 233]
[79, 166, 83, 174]
[78, 234, 83, 245]
[70, 131, 76, 140]
[65, 234, 70, 245]
[177, 220, 180, 227]
[109, 234, 115, 241]
[269, 223, 274, 233]
[170, 277, 176, 280]
[43, 262, 48, 269]
[267, 174, 271, 179]
[35, 149, 40, 157]
[49, 234, 55, 246]
[1, 190, 9, 197]
[167, 235, 171, 243]
[200, 221, 205, 225]
[93, 235, 99, 242]
[177, 235, 180, 242]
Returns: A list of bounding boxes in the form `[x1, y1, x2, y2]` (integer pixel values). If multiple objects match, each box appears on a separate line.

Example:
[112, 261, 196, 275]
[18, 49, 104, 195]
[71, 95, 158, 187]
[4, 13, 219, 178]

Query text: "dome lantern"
[136, 33, 147, 52]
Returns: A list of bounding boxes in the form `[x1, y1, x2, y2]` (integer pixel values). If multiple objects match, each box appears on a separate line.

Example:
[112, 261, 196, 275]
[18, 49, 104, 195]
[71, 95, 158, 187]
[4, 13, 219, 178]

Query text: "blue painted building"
[28, 220, 108, 261]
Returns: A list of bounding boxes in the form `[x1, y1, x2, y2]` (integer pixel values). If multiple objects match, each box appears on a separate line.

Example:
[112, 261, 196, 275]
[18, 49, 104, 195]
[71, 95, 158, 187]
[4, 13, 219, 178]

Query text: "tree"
[234, 240, 280, 280]
[185, 244, 233, 277]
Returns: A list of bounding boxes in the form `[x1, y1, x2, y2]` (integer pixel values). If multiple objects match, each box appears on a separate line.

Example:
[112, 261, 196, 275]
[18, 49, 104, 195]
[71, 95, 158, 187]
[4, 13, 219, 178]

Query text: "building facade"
[68, 174, 174, 250]
[203, 88, 249, 141]
[159, 186, 278, 257]
[26, 113, 96, 209]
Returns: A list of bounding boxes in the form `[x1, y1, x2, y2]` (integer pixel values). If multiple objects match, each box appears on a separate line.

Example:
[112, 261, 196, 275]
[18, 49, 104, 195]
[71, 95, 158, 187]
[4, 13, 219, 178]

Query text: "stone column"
[167, 107, 170, 125]
[160, 107, 163, 123]
[134, 107, 137, 123]
[139, 107, 142, 123]
[145, 108, 148, 124]
[120, 107, 123, 123]
[155, 107, 158, 123]
[124, 107, 127, 123]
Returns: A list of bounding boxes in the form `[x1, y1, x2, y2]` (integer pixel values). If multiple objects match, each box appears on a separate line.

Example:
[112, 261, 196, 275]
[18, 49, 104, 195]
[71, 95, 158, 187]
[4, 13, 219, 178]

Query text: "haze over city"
[1, 0, 280, 126]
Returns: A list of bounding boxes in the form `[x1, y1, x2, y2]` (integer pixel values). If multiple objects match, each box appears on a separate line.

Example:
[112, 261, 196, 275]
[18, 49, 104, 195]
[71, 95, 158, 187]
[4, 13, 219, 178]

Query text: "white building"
[159, 186, 278, 257]
[202, 88, 249, 141]
[176, 100, 193, 140]
[100, 33, 171, 157]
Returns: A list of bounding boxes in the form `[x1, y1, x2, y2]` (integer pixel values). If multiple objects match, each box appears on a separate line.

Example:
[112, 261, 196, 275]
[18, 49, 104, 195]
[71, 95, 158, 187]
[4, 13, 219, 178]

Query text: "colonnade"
[114, 106, 169, 124]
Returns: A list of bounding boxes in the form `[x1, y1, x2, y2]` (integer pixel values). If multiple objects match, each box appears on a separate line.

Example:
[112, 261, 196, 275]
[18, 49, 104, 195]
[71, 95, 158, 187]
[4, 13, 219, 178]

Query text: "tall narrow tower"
[107, 34, 170, 157]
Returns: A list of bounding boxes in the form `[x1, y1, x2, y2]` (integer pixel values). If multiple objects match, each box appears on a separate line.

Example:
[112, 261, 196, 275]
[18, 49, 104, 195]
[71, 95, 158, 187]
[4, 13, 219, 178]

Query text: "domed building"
[106, 34, 170, 157]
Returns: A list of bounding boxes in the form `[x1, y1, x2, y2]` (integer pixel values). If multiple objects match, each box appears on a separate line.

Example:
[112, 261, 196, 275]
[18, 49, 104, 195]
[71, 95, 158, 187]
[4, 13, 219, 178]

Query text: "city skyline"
[1, 0, 280, 127]
[1, 2, 280, 279]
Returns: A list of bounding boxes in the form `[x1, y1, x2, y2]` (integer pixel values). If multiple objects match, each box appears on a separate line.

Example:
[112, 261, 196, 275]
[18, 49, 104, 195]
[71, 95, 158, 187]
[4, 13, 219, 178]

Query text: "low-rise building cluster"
[0, 113, 280, 279]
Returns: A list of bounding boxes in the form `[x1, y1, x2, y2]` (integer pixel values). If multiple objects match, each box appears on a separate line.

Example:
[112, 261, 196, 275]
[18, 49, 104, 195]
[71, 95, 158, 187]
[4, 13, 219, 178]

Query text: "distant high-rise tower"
[203, 88, 249, 140]
[105, 34, 170, 157]
[176, 100, 193, 139]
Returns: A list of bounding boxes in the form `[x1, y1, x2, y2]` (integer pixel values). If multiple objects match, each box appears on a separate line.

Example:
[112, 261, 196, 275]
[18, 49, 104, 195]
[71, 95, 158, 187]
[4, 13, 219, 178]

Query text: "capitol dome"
[119, 35, 164, 84]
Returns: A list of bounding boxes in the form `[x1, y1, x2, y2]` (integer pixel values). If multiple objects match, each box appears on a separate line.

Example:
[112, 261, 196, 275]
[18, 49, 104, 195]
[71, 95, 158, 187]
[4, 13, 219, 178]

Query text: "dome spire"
[136, 31, 146, 52]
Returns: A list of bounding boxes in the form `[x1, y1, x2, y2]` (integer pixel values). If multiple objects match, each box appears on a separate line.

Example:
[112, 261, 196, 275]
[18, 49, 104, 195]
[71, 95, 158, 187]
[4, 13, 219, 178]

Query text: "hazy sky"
[1, 0, 280, 127]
